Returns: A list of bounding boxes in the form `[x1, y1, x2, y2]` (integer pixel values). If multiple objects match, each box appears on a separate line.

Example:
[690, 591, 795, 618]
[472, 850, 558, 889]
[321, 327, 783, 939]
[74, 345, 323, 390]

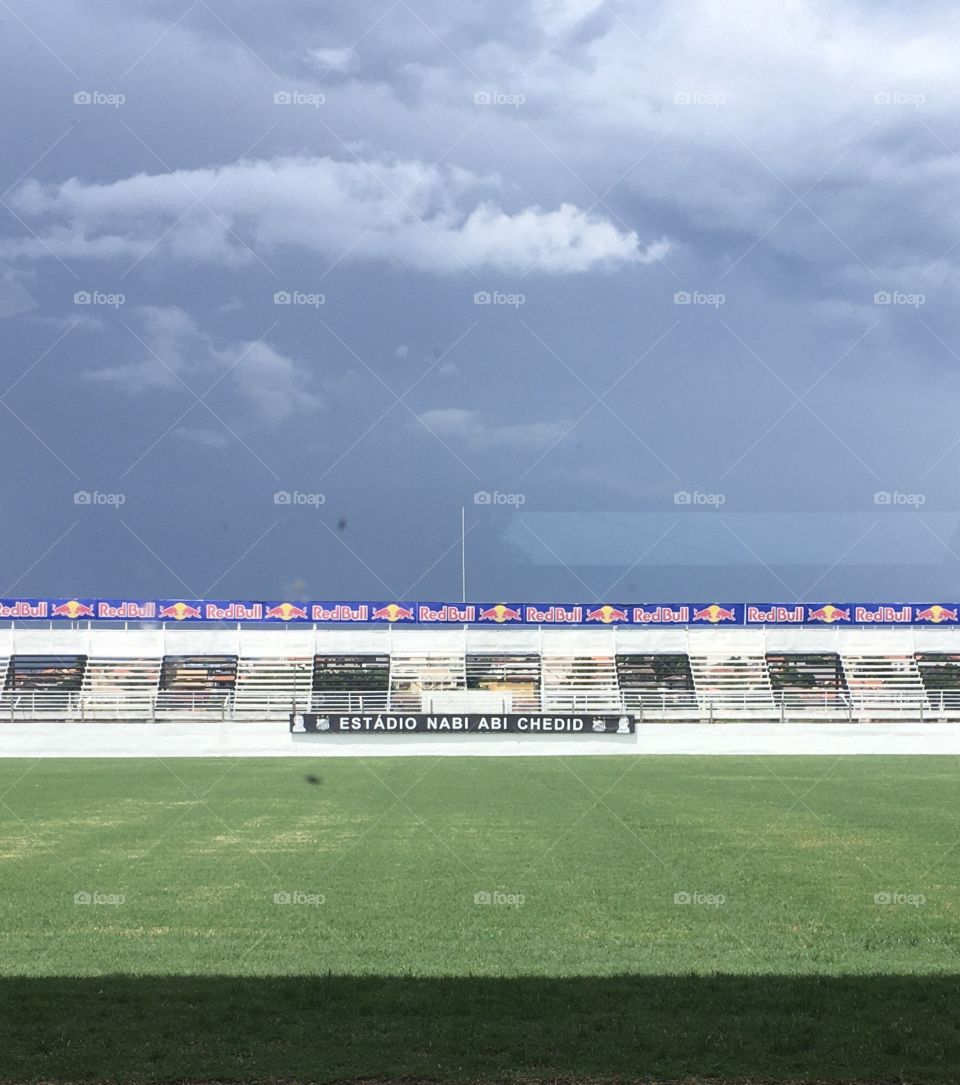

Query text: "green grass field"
[2, 755, 960, 1082]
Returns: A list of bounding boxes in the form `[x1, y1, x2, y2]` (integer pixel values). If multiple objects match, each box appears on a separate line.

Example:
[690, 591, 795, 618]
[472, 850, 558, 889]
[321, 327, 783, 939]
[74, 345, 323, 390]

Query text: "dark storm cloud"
[3, 0, 960, 599]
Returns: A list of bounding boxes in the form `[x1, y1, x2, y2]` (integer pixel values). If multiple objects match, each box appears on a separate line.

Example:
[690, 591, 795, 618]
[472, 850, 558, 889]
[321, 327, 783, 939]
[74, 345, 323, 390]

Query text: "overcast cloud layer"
[2, 0, 960, 601]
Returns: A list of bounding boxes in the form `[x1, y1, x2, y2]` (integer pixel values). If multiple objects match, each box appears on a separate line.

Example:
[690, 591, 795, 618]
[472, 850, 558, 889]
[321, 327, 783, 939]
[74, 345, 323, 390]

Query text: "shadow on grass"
[3, 974, 959, 1082]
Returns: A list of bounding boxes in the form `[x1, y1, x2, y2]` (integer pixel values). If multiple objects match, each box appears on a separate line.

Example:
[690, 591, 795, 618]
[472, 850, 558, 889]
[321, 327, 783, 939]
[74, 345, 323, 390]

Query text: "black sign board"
[290, 712, 636, 734]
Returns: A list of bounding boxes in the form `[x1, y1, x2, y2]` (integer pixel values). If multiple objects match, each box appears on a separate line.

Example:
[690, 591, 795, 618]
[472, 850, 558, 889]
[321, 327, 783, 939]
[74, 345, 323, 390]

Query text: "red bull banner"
[2, 598, 960, 626]
[744, 603, 960, 626]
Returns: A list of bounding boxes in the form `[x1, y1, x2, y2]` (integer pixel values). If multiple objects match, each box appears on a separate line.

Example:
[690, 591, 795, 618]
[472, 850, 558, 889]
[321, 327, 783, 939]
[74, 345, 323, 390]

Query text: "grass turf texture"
[1, 755, 959, 1083]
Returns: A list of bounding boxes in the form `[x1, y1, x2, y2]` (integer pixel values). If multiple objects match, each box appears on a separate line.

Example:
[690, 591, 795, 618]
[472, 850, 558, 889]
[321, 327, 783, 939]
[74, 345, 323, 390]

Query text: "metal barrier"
[0, 690, 303, 721]
[3, 688, 960, 721]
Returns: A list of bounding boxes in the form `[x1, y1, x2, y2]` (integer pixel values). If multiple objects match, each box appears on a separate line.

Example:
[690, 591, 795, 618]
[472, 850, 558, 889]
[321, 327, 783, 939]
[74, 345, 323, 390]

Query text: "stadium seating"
[616, 654, 697, 716]
[3, 624, 960, 721]
[840, 655, 929, 714]
[540, 654, 622, 711]
[81, 657, 162, 719]
[233, 657, 313, 718]
[916, 652, 960, 714]
[766, 653, 848, 715]
[389, 651, 466, 711]
[465, 653, 542, 712]
[311, 654, 390, 712]
[156, 655, 236, 718]
[686, 630, 776, 717]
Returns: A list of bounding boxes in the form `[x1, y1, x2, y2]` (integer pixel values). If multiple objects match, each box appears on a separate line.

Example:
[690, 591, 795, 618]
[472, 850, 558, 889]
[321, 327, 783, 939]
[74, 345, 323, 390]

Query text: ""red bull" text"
[747, 605, 804, 623]
[631, 606, 689, 624]
[854, 605, 911, 623]
[97, 601, 156, 619]
[311, 604, 368, 622]
[525, 605, 583, 623]
[205, 603, 263, 621]
[418, 605, 476, 623]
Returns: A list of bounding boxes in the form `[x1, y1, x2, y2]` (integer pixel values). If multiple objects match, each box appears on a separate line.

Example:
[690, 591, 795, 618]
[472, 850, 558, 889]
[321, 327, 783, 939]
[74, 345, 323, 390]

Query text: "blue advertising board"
[1, 597, 958, 626]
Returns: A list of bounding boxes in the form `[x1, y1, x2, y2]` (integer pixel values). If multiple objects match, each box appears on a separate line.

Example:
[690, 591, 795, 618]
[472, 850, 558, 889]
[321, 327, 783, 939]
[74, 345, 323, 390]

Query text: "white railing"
[4, 687, 960, 721]
[311, 690, 391, 713]
[0, 690, 307, 721]
[0, 691, 84, 719]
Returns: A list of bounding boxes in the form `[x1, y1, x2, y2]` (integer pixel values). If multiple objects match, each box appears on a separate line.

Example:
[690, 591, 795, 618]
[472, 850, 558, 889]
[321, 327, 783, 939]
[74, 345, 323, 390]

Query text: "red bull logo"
[159, 601, 203, 621]
[205, 602, 263, 621]
[97, 600, 156, 619]
[693, 604, 737, 623]
[0, 599, 48, 619]
[586, 605, 628, 624]
[854, 605, 911, 624]
[747, 605, 804, 624]
[371, 603, 415, 622]
[915, 604, 959, 624]
[418, 604, 476, 623]
[631, 605, 689, 624]
[265, 602, 308, 621]
[51, 599, 94, 619]
[525, 605, 583, 624]
[807, 604, 850, 624]
[311, 603, 368, 622]
[479, 604, 522, 623]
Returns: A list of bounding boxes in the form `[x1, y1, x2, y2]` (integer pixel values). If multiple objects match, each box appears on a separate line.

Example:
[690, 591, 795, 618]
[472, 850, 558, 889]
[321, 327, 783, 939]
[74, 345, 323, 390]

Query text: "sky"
[2, 0, 960, 603]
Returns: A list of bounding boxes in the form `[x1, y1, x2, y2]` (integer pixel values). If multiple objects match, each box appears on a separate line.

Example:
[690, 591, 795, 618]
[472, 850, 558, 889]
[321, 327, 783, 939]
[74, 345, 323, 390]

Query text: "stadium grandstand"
[4, 613, 960, 721]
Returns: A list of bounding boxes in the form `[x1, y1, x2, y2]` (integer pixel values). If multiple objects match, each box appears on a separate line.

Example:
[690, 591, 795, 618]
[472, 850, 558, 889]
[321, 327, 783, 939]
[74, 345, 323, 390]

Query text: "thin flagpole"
[461, 506, 467, 603]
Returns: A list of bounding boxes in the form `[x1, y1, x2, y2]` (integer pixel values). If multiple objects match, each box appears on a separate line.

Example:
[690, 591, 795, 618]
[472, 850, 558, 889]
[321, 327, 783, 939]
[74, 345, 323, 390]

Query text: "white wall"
[3, 624, 959, 657]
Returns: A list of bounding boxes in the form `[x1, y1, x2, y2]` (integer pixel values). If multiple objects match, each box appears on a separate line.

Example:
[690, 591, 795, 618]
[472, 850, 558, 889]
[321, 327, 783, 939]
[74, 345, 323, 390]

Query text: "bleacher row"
[2, 626, 960, 720]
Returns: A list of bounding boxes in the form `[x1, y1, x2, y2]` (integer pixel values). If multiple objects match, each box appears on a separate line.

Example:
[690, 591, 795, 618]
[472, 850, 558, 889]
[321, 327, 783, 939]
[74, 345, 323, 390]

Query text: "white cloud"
[230, 339, 321, 424]
[308, 46, 355, 72]
[172, 426, 231, 448]
[87, 306, 320, 425]
[0, 268, 37, 318]
[416, 407, 568, 450]
[3, 155, 668, 275]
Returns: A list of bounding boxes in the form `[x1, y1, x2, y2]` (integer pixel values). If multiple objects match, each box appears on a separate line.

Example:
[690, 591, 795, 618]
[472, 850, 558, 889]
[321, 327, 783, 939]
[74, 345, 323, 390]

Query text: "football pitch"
[2, 755, 959, 1083]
